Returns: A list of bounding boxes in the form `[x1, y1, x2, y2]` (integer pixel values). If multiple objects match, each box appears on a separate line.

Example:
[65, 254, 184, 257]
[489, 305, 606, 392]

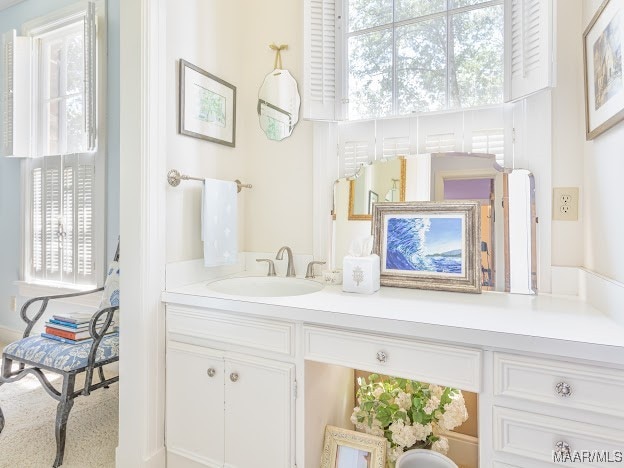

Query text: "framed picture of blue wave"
[372, 201, 481, 293]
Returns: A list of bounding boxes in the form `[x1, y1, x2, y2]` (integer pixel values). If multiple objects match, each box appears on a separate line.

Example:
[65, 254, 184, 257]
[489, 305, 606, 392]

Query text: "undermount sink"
[206, 276, 324, 297]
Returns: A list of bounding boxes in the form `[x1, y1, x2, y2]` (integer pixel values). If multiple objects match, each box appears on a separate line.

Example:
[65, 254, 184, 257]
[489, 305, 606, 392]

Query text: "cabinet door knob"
[376, 351, 387, 363]
[230, 372, 239, 382]
[555, 382, 572, 397]
[555, 440, 571, 455]
[207, 368, 216, 378]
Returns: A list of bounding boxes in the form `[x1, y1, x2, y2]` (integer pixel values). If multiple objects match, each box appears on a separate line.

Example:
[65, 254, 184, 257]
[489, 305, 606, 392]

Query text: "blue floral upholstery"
[99, 261, 120, 309]
[2, 333, 119, 372]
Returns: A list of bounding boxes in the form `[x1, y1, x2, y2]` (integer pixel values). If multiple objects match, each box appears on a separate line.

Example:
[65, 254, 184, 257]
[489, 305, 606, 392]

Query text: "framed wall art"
[179, 59, 236, 147]
[372, 201, 481, 293]
[583, 0, 624, 140]
[320, 426, 386, 468]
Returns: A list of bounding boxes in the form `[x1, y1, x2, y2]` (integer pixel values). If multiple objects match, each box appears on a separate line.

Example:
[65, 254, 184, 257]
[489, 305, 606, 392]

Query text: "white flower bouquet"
[350, 374, 468, 466]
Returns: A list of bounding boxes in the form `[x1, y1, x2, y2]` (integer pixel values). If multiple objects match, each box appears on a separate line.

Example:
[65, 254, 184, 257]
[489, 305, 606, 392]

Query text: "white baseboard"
[551, 266, 624, 326]
[115, 446, 166, 468]
[0, 325, 21, 346]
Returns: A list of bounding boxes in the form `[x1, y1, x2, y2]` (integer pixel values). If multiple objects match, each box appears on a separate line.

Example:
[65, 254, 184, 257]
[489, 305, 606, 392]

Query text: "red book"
[45, 327, 91, 341]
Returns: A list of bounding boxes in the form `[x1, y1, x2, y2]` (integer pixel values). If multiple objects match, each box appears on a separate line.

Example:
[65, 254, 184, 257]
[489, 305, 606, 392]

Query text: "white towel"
[201, 178, 238, 267]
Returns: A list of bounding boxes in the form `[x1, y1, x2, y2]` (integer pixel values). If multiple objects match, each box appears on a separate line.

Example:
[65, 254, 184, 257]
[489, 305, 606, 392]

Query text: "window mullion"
[60, 37, 68, 154]
[446, 6, 451, 110]
[392, 0, 397, 116]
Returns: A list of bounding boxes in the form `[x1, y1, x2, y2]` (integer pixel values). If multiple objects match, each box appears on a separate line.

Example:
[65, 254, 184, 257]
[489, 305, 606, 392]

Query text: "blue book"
[48, 318, 105, 329]
[48, 319, 84, 329]
[41, 333, 93, 345]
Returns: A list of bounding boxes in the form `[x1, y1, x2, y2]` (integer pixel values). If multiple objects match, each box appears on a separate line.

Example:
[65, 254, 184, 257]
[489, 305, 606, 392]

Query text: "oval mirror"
[257, 69, 301, 141]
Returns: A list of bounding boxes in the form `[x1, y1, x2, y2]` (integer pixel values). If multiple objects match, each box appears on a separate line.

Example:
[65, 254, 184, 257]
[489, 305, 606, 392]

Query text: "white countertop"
[163, 276, 624, 365]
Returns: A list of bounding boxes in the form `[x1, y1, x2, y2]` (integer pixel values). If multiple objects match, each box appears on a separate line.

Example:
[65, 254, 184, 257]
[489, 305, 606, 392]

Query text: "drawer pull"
[555, 382, 572, 397]
[376, 351, 387, 363]
[207, 368, 216, 378]
[555, 440, 571, 455]
[230, 372, 239, 382]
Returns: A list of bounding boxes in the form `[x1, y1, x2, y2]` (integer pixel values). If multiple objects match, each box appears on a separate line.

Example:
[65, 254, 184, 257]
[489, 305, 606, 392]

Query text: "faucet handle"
[256, 259, 277, 276]
[306, 261, 326, 279]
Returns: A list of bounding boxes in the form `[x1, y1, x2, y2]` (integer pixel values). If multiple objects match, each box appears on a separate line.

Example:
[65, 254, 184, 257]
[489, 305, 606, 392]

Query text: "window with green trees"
[346, 0, 504, 119]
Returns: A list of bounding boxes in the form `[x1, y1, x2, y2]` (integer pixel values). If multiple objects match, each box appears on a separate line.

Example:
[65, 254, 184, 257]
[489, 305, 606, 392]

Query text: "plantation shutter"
[84, 1, 97, 151]
[75, 154, 95, 284]
[303, 0, 339, 120]
[338, 121, 375, 178]
[43, 156, 63, 282]
[30, 154, 95, 284]
[2, 30, 31, 158]
[504, 0, 553, 102]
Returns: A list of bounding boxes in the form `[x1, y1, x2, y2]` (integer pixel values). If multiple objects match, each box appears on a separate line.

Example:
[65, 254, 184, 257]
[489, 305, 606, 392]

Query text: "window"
[303, 0, 553, 121]
[17, 2, 101, 287]
[346, 0, 504, 120]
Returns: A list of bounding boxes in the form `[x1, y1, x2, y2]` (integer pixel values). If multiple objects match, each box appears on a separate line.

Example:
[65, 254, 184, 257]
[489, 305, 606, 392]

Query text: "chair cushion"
[2, 334, 119, 372]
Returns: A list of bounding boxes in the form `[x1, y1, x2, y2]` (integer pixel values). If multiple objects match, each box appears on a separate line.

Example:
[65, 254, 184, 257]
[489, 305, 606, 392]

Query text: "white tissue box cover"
[342, 255, 380, 294]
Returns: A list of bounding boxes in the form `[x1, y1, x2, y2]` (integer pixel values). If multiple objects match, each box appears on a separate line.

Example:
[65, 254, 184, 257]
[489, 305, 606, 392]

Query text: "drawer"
[304, 326, 481, 391]
[493, 407, 624, 467]
[494, 353, 624, 417]
[167, 305, 295, 356]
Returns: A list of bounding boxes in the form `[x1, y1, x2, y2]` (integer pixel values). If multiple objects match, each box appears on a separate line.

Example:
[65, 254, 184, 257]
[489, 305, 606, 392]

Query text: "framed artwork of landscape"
[179, 59, 236, 147]
[372, 201, 481, 293]
[584, 0, 624, 140]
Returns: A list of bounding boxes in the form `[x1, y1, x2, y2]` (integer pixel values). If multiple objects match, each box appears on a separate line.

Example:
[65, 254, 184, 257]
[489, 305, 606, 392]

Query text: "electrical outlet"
[9, 296, 16, 312]
[553, 187, 579, 221]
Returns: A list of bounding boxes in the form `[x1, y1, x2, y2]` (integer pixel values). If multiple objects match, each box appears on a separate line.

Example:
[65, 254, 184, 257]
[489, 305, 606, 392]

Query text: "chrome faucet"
[276, 246, 296, 277]
[305, 261, 326, 279]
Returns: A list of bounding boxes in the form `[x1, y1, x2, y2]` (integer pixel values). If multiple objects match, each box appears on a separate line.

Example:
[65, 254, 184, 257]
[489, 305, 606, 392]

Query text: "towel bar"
[167, 169, 252, 193]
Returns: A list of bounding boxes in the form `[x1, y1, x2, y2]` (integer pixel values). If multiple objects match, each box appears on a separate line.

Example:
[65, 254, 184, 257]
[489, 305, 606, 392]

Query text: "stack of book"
[42, 312, 112, 345]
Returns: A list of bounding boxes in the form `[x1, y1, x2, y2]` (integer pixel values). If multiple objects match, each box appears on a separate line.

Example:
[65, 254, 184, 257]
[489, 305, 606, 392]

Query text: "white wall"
[582, 1, 624, 284]
[165, 0, 314, 264]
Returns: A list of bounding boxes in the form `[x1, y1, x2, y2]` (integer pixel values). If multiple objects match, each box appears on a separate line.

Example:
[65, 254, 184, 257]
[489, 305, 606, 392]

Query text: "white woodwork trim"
[312, 121, 339, 263]
[167, 448, 222, 468]
[15, 281, 101, 307]
[167, 306, 295, 357]
[493, 352, 624, 418]
[117, 0, 167, 466]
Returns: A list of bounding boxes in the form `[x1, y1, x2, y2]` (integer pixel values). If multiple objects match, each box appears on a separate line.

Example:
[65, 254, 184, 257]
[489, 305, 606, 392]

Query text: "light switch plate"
[553, 187, 579, 221]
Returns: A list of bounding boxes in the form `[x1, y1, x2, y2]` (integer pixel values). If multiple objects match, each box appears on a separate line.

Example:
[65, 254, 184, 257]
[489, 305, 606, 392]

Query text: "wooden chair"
[0, 245, 120, 467]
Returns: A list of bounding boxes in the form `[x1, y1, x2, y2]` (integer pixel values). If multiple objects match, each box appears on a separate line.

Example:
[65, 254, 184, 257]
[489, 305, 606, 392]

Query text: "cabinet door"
[224, 353, 295, 468]
[167, 342, 225, 467]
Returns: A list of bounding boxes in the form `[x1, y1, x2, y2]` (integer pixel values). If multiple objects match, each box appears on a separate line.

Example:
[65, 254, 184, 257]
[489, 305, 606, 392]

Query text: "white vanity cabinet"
[490, 352, 624, 467]
[166, 306, 296, 468]
[162, 281, 624, 468]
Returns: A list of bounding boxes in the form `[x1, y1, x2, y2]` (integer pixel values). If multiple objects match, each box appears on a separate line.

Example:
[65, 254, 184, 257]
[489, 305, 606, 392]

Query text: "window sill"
[15, 281, 101, 308]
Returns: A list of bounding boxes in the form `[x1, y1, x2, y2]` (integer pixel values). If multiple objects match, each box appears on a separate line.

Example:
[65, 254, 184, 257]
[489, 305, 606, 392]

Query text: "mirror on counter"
[257, 69, 301, 141]
[348, 157, 406, 220]
[332, 153, 537, 295]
